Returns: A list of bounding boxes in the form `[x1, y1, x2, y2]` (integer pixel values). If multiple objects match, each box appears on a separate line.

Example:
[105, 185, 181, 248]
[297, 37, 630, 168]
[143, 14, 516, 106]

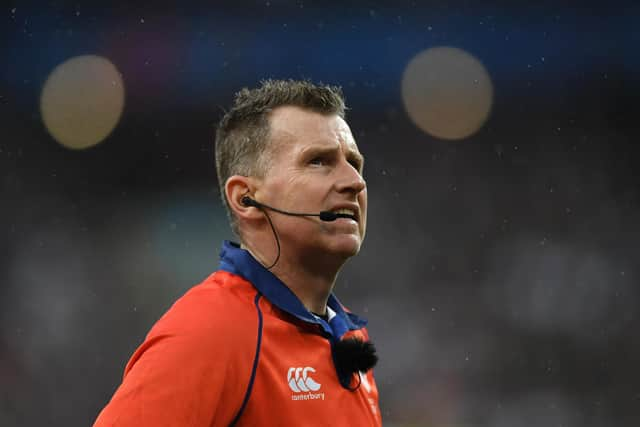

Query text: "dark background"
[2, 1, 639, 426]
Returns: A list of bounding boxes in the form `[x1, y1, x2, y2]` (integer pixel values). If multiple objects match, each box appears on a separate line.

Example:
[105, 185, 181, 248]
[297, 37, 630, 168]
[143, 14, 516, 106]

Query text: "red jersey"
[94, 241, 381, 426]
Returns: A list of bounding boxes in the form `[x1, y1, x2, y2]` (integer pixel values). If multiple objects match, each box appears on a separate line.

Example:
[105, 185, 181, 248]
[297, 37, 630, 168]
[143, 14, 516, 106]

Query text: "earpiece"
[241, 196, 256, 207]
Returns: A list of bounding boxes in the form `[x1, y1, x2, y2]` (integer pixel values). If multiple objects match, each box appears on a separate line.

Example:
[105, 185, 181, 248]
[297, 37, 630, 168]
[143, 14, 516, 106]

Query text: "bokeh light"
[40, 55, 125, 149]
[401, 46, 493, 140]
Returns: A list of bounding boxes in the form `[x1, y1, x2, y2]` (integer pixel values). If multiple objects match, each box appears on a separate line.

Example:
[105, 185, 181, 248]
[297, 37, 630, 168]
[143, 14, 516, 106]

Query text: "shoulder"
[123, 270, 261, 377]
[96, 271, 261, 426]
[154, 270, 257, 333]
[142, 270, 260, 356]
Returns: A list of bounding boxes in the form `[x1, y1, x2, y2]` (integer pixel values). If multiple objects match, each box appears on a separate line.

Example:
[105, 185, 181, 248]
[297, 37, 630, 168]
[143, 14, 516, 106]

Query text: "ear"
[225, 175, 263, 221]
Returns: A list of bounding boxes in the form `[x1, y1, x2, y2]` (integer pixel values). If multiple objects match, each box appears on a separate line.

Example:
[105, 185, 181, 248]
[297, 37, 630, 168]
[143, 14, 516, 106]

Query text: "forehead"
[267, 106, 360, 154]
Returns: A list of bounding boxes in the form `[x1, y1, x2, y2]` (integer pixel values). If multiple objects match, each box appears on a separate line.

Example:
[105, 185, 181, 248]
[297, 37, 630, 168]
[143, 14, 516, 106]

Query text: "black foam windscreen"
[333, 338, 378, 383]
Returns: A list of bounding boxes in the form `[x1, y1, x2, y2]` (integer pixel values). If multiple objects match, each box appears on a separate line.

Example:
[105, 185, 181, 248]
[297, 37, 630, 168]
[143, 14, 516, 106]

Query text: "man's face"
[254, 106, 367, 260]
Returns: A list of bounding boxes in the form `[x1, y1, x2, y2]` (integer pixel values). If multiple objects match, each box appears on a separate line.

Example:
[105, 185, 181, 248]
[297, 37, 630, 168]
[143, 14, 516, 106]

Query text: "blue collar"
[218, 240, 367, 341]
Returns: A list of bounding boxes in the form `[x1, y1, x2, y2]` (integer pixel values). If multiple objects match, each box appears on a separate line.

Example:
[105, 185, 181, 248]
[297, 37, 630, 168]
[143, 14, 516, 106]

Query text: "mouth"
[330, 207, 358, 222]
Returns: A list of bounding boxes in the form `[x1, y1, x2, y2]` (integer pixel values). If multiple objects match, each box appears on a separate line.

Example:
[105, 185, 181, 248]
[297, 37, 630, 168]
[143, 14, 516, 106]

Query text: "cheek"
[266, 174, 304, 205]
[359, 190, 368, 212]
[359, 192, 368, 231]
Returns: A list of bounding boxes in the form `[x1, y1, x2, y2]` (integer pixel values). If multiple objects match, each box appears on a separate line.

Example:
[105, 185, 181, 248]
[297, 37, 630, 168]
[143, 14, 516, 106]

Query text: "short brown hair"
[215, 79, 346, 234]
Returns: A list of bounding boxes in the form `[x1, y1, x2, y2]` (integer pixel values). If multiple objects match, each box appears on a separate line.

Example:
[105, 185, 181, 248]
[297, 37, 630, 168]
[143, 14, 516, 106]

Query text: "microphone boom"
[242, 196, 346, 222]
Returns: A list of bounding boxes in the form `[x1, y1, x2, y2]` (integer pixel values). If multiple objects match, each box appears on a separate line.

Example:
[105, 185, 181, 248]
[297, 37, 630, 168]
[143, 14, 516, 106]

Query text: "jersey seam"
[229, 292, 263, 426]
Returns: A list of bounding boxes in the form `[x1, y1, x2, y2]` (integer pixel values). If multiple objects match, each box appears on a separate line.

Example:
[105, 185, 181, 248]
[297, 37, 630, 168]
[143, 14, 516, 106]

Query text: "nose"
[335, 160, 366, 195]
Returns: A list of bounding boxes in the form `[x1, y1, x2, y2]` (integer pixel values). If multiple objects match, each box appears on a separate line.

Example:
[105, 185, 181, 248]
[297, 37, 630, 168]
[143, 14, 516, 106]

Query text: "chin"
[327, 236, 362, 258]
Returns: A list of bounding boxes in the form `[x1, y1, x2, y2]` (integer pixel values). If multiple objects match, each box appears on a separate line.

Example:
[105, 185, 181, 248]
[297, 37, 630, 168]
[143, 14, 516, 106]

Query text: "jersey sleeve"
[93, 284, 258, 427]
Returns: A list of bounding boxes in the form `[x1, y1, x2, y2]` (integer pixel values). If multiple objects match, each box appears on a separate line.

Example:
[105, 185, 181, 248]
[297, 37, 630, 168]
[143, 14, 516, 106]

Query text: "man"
[94, 80, 381, 426]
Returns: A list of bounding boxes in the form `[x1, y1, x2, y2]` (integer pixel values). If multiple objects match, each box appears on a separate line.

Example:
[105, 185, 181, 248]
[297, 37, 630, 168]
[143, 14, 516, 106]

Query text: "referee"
[94, 80, 380, 426]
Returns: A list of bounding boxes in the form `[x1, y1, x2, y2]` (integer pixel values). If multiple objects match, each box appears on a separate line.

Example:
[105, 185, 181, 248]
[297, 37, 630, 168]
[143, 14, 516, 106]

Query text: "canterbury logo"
[287, 367, 321, 392]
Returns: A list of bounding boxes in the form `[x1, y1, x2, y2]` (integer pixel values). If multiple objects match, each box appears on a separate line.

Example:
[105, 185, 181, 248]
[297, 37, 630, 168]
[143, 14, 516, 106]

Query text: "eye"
[348, 157, 364, 174]
[309, 157, 325, 166]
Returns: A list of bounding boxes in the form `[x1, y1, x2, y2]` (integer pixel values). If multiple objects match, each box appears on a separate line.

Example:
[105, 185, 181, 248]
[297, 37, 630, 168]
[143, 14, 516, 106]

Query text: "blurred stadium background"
[2, 1, 640, 426]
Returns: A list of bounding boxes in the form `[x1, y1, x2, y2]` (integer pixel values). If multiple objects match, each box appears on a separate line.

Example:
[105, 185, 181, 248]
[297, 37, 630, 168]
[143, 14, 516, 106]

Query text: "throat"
[311, 311, 329, 321]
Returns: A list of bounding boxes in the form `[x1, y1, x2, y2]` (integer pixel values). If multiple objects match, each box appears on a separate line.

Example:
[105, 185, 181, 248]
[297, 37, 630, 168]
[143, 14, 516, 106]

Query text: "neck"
[270, 258, 339, 315]
[241, 235, 345, 315]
